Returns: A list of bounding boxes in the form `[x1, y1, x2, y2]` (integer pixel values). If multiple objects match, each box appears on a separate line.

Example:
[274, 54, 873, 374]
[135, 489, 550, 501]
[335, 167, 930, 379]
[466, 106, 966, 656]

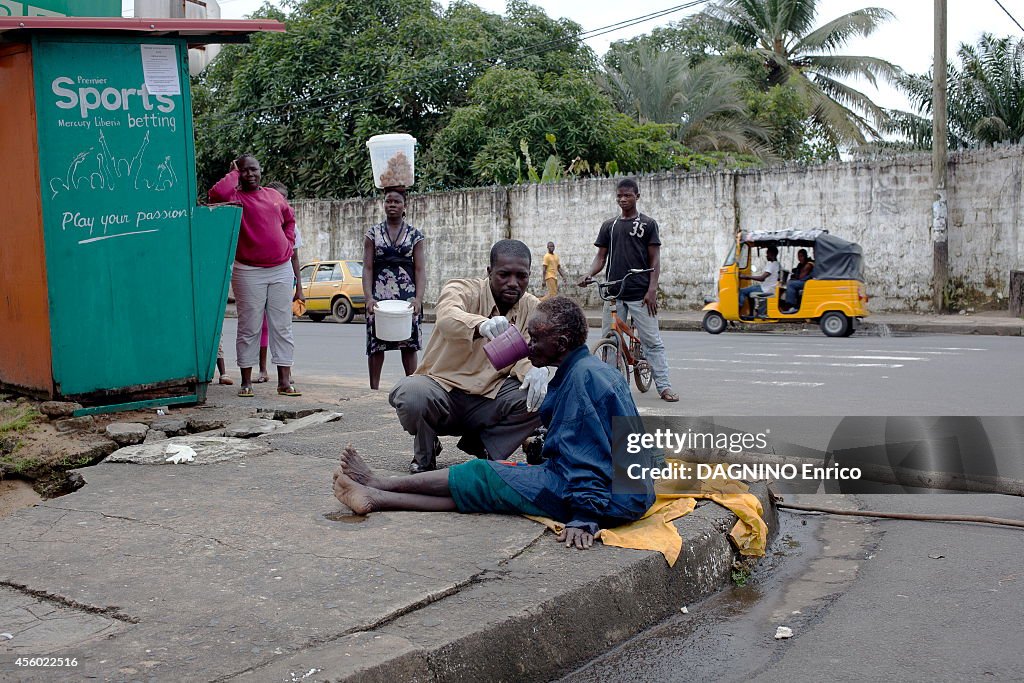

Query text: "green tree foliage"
[424, 64, 760, 189]
[698, 0, 902, 146]
[607, 117, 760, 173]
[192, 0, 594, 197]
[423, 67, 620, 187]
[601, 12, 839, 162]
[895, 34, 1024, 148]
[741, 80, 821, 159]
[606, 16, 738, 69]
[598, 44, 770, 156]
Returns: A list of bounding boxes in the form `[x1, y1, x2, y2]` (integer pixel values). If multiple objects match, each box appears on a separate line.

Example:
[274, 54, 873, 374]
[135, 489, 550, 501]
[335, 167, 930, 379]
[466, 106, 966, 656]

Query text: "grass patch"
[0, 404, 41, 434]
[0, 404, 41, 465]
[0, 454, 44, 475]
[59, 452, 103, 469]
[731, 558, 756, 587]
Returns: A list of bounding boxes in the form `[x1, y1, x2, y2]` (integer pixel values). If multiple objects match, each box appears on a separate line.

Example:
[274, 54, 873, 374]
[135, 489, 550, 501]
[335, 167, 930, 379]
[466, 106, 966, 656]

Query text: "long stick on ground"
[776, 501, 1024, 530]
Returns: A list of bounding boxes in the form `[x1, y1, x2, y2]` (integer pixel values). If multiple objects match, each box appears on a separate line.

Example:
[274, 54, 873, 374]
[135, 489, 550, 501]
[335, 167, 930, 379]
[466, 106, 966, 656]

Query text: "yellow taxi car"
[298, 260, 366, 323]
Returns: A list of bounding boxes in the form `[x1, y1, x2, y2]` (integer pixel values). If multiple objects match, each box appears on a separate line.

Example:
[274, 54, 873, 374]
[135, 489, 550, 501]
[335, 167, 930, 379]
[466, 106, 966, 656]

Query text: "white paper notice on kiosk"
[140, 44, 181, 95]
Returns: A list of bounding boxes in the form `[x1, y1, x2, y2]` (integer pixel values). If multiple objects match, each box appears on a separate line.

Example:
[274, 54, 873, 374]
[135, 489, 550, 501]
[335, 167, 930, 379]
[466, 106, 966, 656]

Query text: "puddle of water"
[323, 511, 368, 523]
[560, 498, 881, 683]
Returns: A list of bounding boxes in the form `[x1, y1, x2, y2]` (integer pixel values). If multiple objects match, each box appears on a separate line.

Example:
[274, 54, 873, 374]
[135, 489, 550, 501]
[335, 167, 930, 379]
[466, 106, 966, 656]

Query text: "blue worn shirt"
[489, 345, 656, 535]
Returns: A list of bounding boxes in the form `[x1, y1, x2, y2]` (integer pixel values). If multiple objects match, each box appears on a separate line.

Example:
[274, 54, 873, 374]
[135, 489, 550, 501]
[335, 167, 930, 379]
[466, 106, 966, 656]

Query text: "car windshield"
[347, 261, 363, 277]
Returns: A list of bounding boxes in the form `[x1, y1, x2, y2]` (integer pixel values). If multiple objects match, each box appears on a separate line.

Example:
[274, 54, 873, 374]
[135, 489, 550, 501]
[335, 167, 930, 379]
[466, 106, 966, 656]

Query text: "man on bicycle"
[577, 178, 678, 402]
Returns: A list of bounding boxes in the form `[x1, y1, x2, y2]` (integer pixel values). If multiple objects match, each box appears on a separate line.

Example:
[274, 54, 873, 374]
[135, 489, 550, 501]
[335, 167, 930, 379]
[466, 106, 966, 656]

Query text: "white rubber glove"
[479, 315, 510, 340]
[164, 444, 196, 464]
[520, 366, 550, 412]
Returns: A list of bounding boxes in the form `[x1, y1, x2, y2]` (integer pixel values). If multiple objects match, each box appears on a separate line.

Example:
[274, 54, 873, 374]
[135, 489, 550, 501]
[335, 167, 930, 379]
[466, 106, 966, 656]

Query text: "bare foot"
[340, 445, 383, 488]
[332, 467, 376, 515]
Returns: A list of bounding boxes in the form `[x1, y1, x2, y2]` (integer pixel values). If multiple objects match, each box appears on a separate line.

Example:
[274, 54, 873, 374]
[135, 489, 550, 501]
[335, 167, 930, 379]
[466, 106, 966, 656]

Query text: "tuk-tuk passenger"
[782, 249, 814, 313]
[739, 246, 779, 318]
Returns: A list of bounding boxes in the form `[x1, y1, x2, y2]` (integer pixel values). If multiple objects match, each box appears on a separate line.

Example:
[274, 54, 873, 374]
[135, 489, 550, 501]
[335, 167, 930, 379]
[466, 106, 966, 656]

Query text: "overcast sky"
[130, 0, 1023, 111]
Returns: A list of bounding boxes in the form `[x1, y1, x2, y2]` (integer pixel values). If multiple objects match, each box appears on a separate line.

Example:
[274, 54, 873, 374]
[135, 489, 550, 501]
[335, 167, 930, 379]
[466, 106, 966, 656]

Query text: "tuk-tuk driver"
[739, 246, 780, 318]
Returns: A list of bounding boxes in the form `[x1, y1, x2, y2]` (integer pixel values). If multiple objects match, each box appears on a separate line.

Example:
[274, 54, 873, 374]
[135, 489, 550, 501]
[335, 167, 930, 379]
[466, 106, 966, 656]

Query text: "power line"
[203, 0, 707, 127]
[992, 0, 1024, 32]
[219, 1, 705, 119]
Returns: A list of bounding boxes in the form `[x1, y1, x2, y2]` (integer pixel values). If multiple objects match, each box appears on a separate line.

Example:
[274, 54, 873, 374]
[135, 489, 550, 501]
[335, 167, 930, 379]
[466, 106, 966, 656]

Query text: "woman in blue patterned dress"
[362, 189, 426, 390]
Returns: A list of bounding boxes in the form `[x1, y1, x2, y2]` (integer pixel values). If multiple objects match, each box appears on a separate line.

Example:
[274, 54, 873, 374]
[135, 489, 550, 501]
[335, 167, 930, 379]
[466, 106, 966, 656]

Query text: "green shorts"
[447, 459, 548, 517]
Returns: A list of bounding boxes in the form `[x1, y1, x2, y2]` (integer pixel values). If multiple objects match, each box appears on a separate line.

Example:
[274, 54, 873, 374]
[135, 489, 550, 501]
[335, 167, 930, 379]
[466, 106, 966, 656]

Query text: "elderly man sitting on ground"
[333, 297, 656, 550]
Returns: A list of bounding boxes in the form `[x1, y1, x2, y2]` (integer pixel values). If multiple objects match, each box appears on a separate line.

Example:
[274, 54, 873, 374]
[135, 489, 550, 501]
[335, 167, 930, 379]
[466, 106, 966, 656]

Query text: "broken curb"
[267, 411, 343, 435]
[230, 483, 777, 683]
[0, 448, 775, 682]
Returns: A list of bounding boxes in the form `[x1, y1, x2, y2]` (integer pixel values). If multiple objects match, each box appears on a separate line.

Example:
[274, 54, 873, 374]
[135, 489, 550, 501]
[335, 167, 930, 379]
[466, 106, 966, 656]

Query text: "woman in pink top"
[209, 154, 302, 397]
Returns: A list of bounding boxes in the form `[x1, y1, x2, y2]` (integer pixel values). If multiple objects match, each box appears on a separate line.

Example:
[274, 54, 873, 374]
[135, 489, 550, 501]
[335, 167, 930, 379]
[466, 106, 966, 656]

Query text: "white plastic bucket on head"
[366, 133, 416, 189]
[374, 300, 414, 341]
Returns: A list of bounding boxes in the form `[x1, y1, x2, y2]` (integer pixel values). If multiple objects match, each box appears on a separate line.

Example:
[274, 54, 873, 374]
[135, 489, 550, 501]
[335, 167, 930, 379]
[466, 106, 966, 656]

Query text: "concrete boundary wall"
[293, 145, 1024, 312]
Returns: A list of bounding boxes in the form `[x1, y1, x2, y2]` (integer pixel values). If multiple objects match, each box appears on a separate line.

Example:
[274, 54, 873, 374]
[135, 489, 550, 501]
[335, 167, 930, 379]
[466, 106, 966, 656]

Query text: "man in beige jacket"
[389, 240, 550, 473]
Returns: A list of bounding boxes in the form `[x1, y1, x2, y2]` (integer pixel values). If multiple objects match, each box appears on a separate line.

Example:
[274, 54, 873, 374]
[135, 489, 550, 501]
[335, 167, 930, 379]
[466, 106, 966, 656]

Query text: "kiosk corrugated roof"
[0, 16, 285, 44]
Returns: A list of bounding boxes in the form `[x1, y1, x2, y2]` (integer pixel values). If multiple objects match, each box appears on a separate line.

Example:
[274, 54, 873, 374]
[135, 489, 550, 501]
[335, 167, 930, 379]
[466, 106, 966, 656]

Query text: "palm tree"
[898, 34, 1024, 147]
[699, 0, 902, 146]
[598, 45, 771, 155]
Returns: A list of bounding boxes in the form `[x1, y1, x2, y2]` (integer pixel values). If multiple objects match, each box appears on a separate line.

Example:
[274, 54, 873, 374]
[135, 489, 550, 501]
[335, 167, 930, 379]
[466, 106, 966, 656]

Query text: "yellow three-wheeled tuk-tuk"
[702, 229, 868, 337]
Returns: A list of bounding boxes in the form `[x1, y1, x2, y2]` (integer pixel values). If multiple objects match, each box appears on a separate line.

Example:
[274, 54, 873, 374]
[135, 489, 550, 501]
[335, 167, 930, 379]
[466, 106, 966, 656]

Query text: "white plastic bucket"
[374, 300, 414, 341]
[366, 133, 416, 189]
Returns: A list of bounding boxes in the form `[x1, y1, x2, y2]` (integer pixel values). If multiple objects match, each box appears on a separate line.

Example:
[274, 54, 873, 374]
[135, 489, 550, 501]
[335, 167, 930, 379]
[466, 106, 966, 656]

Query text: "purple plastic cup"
[483, 325, 529, 370]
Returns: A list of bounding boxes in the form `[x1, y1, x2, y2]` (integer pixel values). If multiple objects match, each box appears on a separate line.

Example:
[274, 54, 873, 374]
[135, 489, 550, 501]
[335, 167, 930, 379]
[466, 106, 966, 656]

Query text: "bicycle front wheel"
[633, 359, 653, 393]
[593, 339, 628, 383]
[630, 337, 653, 393]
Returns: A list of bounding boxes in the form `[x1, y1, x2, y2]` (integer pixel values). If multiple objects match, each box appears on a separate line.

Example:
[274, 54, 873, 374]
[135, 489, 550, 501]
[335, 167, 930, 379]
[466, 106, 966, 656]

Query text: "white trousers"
[232, 261, 295, 368]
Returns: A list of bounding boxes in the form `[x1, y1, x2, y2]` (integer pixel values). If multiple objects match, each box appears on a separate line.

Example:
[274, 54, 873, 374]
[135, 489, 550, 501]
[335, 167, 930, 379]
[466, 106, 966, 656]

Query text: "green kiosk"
[0, 17, 285, 413]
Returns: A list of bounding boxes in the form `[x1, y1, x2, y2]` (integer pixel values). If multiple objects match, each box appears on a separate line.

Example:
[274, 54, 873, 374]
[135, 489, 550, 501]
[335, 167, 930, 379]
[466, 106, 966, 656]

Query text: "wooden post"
[932, 0, 948, 312]
[1010, 271, 1024, 317]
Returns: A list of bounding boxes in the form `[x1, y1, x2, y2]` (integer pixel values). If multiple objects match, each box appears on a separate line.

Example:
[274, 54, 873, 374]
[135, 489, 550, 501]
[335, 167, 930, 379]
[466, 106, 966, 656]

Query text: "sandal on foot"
[255, 375, 269, 383]
[218, 376, 234, 385]
[237, 386, 254, 398]
[277, 385, 302, 397]
[660, 389, 680, 402]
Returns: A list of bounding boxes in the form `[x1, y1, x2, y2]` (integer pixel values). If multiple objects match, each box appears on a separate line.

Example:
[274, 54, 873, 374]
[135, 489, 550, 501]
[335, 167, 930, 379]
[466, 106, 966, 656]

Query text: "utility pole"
[932, 0, 948, 312]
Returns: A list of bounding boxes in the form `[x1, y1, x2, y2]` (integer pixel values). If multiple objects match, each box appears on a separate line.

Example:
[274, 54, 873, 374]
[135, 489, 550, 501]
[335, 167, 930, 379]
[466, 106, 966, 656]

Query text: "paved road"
[561, 493, 1024, 683]
[221, 318, 1023, 416]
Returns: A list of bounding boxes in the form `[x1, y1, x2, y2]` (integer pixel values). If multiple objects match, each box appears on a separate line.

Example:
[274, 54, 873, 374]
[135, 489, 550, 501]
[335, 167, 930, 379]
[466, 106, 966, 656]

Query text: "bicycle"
[580, 268, 654, 393]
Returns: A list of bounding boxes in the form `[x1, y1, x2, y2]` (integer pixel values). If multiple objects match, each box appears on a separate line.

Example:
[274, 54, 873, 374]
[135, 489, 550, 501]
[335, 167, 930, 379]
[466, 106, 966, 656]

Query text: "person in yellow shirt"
[542, 241, 567, 299]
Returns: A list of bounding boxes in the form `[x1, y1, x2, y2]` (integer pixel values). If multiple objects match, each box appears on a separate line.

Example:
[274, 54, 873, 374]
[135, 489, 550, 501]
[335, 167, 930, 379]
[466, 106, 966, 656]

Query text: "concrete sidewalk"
[0, 382, 776, 682]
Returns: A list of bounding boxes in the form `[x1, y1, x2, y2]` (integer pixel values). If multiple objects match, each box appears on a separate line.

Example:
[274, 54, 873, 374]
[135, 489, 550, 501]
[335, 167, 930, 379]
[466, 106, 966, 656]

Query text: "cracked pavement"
[0, 381, 550, 680]
[0, 378, 770, 681]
